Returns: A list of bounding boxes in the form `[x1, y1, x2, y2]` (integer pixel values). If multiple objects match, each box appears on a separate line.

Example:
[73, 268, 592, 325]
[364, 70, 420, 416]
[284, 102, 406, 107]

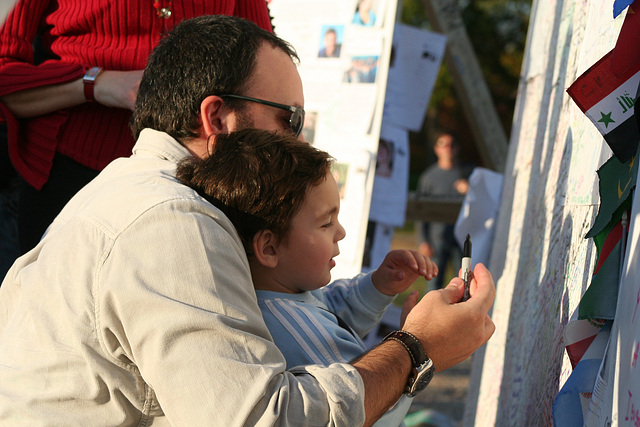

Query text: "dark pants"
[18, 153, 99, 254]
[423, 222, 461, 289]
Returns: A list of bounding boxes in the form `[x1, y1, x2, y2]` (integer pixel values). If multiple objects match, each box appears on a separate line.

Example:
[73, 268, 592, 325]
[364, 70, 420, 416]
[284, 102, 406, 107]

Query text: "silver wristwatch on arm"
[383, 330, 435, 397]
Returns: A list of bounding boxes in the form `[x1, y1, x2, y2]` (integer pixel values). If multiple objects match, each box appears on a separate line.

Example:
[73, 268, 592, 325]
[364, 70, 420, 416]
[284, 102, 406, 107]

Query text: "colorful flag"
[580, 212, 628, 320]
[585, 153, 637, 238]
[557, 5, 640, 423]
[567, 0, 640, 163]
[579, 153, 636, 320]
[564, 317, 608, 369]
[554, 321, 612, 426]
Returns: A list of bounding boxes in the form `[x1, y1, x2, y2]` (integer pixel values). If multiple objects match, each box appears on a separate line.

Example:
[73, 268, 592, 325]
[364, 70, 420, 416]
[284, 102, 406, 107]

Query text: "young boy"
[176, 129, 438, 426]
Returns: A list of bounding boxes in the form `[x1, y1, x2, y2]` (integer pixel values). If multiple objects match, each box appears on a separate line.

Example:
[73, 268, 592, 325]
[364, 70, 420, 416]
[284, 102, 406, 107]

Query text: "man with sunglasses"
[0, 15, 496, 426]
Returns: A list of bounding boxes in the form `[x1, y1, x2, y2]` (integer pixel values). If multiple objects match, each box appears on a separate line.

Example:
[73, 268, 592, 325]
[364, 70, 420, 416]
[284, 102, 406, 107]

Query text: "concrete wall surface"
[463, 0, 626, 425]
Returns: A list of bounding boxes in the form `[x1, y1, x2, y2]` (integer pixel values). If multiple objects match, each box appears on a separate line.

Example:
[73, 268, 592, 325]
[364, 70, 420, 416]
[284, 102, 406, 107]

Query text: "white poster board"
[269, 0, 398, 278]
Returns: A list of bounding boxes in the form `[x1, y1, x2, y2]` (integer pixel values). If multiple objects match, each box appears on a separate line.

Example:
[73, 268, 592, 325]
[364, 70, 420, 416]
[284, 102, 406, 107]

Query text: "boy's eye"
[322, 221, 333, 228]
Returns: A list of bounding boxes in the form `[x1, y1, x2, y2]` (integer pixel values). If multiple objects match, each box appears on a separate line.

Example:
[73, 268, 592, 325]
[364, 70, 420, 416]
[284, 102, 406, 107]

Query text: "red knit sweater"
[0, 0, 272, 189]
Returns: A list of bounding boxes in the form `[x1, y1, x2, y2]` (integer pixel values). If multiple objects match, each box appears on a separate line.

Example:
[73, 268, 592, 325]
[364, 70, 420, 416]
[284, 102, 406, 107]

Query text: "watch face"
[84, 67, 102, 82]
[408, 359, 435, 397]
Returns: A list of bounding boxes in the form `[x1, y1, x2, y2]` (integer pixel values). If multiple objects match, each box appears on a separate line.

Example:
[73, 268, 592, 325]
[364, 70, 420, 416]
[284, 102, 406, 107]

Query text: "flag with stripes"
[580, 212, 628, 320]
[554, 320, 611, 426]
[567, 1, 640, 163]
[579, 151, 636, 319]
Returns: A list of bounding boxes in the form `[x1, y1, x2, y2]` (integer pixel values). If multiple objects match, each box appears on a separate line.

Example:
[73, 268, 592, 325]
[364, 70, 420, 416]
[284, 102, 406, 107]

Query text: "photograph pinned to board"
[369, 124, 410, 227]
[352, 0, 388, 28]
[318, 25, 344, 59]
[343, 55, 380, 83]
[267, 0, 356, 60]
[340, 27, 384, 85]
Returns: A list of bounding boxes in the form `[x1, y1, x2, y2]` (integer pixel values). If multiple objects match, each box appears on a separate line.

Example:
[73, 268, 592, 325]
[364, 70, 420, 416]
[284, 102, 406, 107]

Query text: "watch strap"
[383, 330, 427, 367]
[83, 67, 103, 102]
[383, 330, 432, 396]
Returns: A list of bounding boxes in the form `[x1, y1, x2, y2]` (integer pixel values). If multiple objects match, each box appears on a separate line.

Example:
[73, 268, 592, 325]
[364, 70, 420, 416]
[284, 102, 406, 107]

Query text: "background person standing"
[417, 132, 474, 289]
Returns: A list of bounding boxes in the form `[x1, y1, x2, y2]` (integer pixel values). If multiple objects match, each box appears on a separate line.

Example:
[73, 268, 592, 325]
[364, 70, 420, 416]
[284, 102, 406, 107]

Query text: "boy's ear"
[252, 229, 279, 268]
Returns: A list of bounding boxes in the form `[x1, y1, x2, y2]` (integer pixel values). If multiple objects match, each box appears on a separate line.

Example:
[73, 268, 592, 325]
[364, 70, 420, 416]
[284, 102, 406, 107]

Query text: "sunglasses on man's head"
[220, 94, 305, 138]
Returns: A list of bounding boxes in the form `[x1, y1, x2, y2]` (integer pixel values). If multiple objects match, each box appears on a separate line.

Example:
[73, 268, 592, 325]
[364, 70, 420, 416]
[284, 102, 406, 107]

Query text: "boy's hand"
[402, 264, 496, 371]
[371, 249, 438, 296]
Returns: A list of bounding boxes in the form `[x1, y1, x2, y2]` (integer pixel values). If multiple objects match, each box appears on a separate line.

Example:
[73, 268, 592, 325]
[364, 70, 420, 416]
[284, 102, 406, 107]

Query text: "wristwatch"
[383, 330, 435, 397]
[83, 67, 103, 102]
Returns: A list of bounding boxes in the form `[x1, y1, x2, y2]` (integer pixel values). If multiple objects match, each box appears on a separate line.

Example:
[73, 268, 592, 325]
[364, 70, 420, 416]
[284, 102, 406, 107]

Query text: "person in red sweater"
[0, 0, 273, 255]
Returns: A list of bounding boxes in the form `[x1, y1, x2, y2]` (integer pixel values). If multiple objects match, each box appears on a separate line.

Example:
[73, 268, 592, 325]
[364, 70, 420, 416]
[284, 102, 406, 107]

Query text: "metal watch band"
[383, 330, 428, 367]
[83, 67, 103, 102]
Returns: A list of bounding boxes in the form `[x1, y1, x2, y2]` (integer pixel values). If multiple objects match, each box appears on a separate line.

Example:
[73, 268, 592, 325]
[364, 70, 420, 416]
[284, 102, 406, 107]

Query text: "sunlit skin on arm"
[353, 264, 496, 426]
[0, 70, 142, 118]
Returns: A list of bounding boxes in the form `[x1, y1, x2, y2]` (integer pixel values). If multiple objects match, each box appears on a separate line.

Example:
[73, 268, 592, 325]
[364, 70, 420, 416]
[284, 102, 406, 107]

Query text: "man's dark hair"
[131, 15, 298, 141]
[176, 129, 333, 254]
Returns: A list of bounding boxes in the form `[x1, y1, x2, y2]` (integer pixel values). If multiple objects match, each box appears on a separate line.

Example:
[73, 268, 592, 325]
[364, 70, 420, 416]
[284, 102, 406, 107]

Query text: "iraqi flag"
[567, 2, 640, 163]
[567, 53, 640, 163]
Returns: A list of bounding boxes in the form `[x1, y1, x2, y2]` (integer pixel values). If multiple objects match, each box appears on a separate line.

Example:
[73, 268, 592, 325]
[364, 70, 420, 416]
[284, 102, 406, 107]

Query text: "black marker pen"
[461, 234, 472, 302]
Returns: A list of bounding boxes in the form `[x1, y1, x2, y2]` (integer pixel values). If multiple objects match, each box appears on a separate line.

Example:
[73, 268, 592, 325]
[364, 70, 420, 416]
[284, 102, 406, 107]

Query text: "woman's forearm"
[0, 78, 85, 118]
[0, 69, 142, 118]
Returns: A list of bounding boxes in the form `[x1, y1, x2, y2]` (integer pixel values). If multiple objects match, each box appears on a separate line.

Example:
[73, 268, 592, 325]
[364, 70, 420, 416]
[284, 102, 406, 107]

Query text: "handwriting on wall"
[464, 0, 631, 425]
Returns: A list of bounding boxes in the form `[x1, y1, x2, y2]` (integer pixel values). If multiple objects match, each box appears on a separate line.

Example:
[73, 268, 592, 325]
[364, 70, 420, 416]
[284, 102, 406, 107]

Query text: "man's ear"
[200, 95, 231, 137]
[252, 229, 279, 268]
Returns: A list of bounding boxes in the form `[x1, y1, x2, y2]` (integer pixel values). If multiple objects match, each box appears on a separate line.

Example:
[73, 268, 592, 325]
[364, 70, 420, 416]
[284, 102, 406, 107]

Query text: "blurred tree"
[403, 0, 532, 187]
